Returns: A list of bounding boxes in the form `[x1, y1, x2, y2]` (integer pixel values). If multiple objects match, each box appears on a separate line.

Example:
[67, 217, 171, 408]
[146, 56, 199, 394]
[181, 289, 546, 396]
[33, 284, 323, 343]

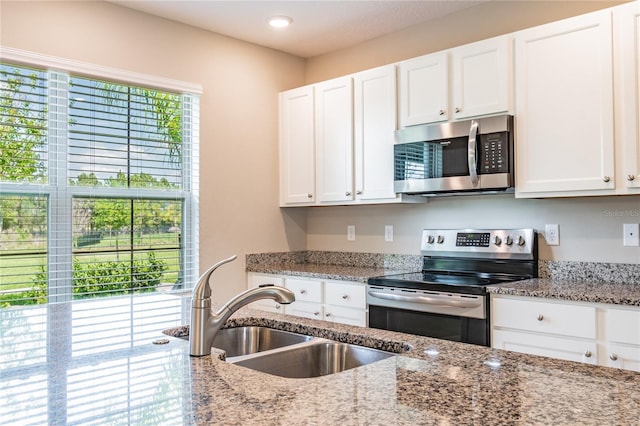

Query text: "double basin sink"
[195, 326, 395, 378]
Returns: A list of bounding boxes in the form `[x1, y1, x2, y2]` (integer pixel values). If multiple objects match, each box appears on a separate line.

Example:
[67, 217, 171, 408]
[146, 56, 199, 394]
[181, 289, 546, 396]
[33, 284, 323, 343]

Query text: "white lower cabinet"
[492, 329, 598, 365]
[247, 273, 367, 327]
[492, 295, 640, 372]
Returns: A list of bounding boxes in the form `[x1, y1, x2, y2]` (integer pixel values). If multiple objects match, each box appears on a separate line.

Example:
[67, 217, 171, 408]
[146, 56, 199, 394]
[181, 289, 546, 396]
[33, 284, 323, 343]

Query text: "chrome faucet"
[189, 255, 295, 356]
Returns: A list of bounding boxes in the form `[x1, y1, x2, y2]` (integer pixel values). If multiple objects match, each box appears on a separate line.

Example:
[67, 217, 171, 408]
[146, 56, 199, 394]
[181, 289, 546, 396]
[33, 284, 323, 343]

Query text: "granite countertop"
[486, 278, 640, 306]
[4, 302, 639, 425]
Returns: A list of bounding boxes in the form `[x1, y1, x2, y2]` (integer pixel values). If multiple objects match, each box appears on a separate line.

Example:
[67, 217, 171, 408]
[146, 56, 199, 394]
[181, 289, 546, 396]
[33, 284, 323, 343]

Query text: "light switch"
[623, 223, 639, 246]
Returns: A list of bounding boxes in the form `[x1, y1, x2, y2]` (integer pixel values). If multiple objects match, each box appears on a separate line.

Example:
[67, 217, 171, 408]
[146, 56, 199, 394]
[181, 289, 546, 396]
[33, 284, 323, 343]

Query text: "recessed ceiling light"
[269, 16, 292, 28]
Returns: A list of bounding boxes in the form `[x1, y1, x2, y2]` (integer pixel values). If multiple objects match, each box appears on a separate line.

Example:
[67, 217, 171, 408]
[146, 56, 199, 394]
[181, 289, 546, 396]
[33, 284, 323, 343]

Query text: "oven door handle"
[368, 290, 482, 309]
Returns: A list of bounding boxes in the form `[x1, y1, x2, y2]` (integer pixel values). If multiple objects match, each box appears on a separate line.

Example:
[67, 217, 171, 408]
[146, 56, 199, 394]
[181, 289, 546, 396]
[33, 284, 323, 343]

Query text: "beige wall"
[303, 0, 640, 264]
[1, 0, 307, 299]
[305, 0, 630, 83]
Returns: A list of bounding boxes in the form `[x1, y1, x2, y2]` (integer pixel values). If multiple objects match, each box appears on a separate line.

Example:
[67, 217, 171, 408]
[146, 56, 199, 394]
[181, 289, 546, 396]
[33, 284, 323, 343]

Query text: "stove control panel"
[421, 228, 536, 259]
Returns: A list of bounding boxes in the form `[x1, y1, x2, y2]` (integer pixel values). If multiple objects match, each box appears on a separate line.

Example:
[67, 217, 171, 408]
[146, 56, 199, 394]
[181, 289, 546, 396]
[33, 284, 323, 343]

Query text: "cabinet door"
[492, 329, 598, 365]
[614, 2, 640, 190]
[451, 36, 511, 120]
[287, 301, 324, 321]
[279, 86, 315, 205]
[603, 343, 640, 372]
[515, 10, 615, 196]
[399, 52, 448, 126]
[315, 77, 354, 202]
[353, 65, 398, 201]
[247, 273, 287, 314]
[324, 305, 367, 327]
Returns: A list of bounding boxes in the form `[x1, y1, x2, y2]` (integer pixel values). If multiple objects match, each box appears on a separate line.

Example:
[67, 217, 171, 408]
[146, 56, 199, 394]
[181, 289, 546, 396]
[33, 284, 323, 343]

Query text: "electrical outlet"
[623, 223, 639, 246]
[347, 225, 355, 241]
[385, 225, 393, 242]
[545, 224, 559, 246]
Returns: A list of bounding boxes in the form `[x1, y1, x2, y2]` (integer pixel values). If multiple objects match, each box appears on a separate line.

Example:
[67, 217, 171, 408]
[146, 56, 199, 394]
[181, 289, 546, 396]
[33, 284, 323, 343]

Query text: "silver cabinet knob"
[537, 314, 544, 321]
[300, 289, 307, 294]
[628, 174, 636, 181]
[275, 304, 281, 310]
[325, 312, 331, 317]
[307, 193, 313, 198]
[455, 107, 461, 113]
[356, 190, 362, 195]
[610, 353, 618, 361]
[345, 191, 351, 196]
[342, 294, 349, 300]
[584, 350, 592, 358]
[603, 176, 611, 182]
[314, 311, 320, 316]
[439, 109, 445, 116]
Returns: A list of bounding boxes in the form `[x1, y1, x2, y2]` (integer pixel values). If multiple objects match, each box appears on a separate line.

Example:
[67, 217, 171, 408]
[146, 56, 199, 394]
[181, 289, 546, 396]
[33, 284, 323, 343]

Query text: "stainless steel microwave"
[393, 114, 514, 196]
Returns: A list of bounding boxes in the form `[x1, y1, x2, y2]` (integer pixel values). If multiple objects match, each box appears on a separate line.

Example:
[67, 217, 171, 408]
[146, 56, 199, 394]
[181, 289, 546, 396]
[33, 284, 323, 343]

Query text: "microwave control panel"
[480, 132, 509, 174]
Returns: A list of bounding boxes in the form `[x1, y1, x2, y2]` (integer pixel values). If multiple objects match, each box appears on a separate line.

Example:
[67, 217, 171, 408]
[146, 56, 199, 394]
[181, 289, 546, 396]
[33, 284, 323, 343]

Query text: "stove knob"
[494, 236, 502, 246]
[427, 235, 435, 244]
[517, 236, 526, 246]
[505, 235, 513, 246]
[436, 235, 444, 244]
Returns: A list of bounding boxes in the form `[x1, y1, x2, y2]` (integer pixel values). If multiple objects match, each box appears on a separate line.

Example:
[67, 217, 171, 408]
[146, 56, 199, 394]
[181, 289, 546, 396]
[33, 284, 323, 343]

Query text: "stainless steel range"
[367, 228, 538, 346]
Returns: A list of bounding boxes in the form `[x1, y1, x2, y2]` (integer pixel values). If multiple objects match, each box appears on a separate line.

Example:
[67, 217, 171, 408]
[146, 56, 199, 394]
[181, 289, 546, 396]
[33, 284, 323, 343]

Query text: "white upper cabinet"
[279, 86, 316, 206]
[315, 76, 354, 203]
[399, 52, 448, 126]
[451, 36, 511, 120]
[399, 35, 511, 127]
[514, 10, 615, 197]
[614, 2, 640, 192]
[353, 64, 398, 201]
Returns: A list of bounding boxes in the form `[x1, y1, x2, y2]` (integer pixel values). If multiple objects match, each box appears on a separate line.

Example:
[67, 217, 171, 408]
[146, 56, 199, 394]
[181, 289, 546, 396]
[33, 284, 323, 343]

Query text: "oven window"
[368, 305, 489, 346]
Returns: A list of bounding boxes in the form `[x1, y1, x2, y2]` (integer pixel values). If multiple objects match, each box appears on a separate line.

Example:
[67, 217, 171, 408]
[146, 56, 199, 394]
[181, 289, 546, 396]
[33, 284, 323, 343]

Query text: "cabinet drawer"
[285, 278, 322, 303]
[324, 281, 366, 309]
[492, 297, 596, 339]
[606, 308, 640, 345]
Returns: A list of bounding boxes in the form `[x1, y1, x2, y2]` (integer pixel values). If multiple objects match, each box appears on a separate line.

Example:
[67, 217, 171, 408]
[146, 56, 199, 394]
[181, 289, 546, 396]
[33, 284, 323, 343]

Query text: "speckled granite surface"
[487, 278, 640, 306]
[247, 252, 640, 306]
[246, 251, 421, 283]
[3, 300, 640, 425]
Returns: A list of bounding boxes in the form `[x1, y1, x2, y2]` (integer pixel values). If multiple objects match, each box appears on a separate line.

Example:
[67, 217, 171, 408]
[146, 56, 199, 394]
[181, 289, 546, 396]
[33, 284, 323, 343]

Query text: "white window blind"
[0, 49, 199, 424]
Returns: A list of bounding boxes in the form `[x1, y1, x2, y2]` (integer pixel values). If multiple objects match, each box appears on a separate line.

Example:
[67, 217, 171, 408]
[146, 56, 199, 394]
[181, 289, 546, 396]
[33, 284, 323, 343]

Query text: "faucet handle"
[192, 255, 238, 301]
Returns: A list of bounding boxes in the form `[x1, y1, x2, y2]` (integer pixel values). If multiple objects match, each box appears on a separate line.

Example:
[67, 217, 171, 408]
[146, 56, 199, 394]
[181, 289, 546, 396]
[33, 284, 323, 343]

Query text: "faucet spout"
[189, 256, 295, 356]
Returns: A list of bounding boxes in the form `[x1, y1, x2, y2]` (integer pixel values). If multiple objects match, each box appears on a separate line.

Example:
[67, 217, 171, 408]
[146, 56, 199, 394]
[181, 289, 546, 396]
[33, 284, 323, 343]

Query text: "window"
[1, 63, 198, 305]
[0, 49, 201, 425]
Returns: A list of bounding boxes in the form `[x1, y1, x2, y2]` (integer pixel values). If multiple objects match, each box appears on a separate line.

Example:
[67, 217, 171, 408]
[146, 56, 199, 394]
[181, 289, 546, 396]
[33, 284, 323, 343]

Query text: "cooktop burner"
[368, 271, 530, 295]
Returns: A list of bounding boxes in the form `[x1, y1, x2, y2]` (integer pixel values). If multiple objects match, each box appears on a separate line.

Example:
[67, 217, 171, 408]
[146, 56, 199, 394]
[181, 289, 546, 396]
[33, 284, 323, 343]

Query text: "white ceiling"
[108, 1, 486, 58]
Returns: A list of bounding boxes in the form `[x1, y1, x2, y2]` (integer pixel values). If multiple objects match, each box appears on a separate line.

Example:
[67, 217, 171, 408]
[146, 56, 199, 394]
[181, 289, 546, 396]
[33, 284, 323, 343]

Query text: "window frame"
[0, 47, 201, 305]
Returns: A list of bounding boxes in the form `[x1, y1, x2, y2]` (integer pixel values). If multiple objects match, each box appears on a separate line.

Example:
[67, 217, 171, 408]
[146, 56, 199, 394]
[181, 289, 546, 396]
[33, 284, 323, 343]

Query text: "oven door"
[367, 286, 489, 346]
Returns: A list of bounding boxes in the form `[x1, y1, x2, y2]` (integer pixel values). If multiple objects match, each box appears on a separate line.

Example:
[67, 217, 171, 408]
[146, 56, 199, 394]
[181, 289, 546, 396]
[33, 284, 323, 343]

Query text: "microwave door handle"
[468, 119, 479, 187]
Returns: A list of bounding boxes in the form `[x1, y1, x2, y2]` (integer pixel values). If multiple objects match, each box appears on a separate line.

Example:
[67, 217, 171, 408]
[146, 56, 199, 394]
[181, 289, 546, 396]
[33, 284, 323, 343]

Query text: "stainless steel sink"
[231, 341, 395, 378]
[212, 326, 312, 357]
[169, 325, 396, 377]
